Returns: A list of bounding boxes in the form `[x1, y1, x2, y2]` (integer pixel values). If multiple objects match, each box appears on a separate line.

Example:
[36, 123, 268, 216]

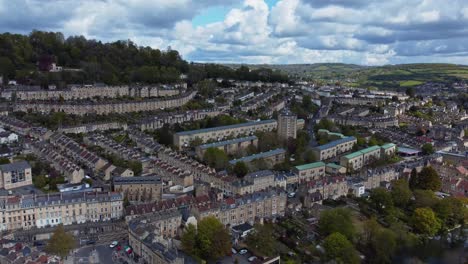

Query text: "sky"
[1, 0, 468, 65]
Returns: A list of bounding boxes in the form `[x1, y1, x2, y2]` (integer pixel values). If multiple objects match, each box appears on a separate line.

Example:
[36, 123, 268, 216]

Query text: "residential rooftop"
[198, 136, 257, 150]
[295, 161, 326, 171]
[175, 119, 276, 136]
[315, 136, 356, 151]
[229, 148, 286, 165]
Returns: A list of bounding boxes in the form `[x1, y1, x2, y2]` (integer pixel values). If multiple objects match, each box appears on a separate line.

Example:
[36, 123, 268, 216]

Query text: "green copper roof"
[295, 161, 326, 171]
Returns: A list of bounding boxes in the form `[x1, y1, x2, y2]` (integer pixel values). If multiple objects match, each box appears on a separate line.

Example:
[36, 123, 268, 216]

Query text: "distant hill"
[224, 63, 468, 90]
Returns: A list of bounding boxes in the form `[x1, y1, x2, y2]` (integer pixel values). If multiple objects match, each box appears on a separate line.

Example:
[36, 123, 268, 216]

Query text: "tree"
[318, 208, 356, 241]
[233, 161, 249, 178]
[323, 233, 360, 264]
[45, 225, 75, 258]
[203, 147, 229, 170]
[406, 87, 415, 98]
[33, 174, 48, 189]
[181, 217, 231, 260]
[409, 168, 419, 190]
[246, 224, 276, 257]
[391, 179, 412, 207]
[362, 218, 397, 264]
[417, 166, 441, 191]
[411, 207, 441, 236]
[433, 197, 468, 228]
[421, 143, 434, 155]
[197, 216, 231, 260]
[0, 157, 10, 165]
[412, 189, 438, 209]
[369, 187, 393, 214]
[181, 224, 197, 255]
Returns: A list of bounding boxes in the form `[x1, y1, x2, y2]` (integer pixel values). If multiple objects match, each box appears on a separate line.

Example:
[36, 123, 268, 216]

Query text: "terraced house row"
[173, 119, 278, 149]
[13, 91, 197, 115]
[0, 84, 183, 101]
[0, 192, 123, 231]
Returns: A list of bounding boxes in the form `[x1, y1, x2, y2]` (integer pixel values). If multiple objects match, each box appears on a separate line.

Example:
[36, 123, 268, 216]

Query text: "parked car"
[86, 240, 96, 245]
[231, 248, 237, 254]
[248, 256, 257, 262]
[109, 241, 118, 248]
[239, 249, 248, 255]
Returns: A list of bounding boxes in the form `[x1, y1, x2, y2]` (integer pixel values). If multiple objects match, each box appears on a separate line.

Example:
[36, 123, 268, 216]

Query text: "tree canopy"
[203, 147, 229, 170]
[323, 232, 360, 264]
[45, 225, 75, 258]
[318, 208, 356, 241]
[411, 207, 441, 236]
[233, 161, 249, 178]
[245, 224, 276, 257]
[181, 216, 232, 261]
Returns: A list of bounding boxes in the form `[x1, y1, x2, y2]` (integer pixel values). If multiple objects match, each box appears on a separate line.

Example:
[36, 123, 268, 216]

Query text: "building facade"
[0, 192, 123, 231]
[0, 161, 32, 190]
[113, 176, 163, 203]
[277, 110, 297, 140]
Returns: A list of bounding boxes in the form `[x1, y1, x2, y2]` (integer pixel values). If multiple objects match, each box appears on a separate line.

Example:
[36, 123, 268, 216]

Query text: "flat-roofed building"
[340, 146, 382, 171]
[113, 176, 163, 203]
[195, 136, 258, 159]
[174, 120, 277, 149]
[277, 109, 297, 140]
[312, 136, 357, 160]
[381, 143, 397, 157]
[293, 162, 326, 182]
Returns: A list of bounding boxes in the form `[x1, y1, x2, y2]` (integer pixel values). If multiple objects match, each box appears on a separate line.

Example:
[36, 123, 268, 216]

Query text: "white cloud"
[1, 0, 468, 65]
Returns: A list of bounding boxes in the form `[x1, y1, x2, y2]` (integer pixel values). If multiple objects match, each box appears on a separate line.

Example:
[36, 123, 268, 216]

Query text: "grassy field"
[399, 80, 424, 87]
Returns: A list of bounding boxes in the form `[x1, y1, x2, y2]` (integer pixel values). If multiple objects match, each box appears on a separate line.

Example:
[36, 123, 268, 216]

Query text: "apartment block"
[0, 161, 32, 190]
[0, 192, 123, 231]
[340, 146, 382, 171]
[229, 148, 286, 169]
[174, 119, 277, 149]
[312, 136, 357, 160]
[293, 162, 326, 183]
[277, 109, 297, 140]
[195, 136, 258, 159]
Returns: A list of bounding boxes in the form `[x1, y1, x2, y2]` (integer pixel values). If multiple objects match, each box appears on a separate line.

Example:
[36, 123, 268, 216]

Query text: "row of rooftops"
[198, 135, 257, 150]
[15, 90, 196, 105]
[126, 188, 286, 216]
[229, 148, 286, 165]
[175, 119, 276, 136]
[0, 192, 122, 209]
[113, 176, 162, 185]
[314, 136, 357, 151]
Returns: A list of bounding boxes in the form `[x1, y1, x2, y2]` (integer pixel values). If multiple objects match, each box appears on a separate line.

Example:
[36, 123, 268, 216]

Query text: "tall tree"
[246, 224, 276, 257]
[203, 147, 229, 170]
[411, 207, 441, 236]
[369, 187, 394, 214]
[417, 166, 441, 191]
[233, 161, 249, 178]
[318, 208, 356, 241]
[409, 168, 419, 190]
[45, 225, 75, 258]
[391, 179, 412, 207]
[181, 216, 231, 260]
[323, 232, 360, 264]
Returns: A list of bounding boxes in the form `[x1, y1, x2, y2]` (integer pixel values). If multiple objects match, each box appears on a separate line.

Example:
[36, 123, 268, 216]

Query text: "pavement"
[69, 240, 137, 264]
